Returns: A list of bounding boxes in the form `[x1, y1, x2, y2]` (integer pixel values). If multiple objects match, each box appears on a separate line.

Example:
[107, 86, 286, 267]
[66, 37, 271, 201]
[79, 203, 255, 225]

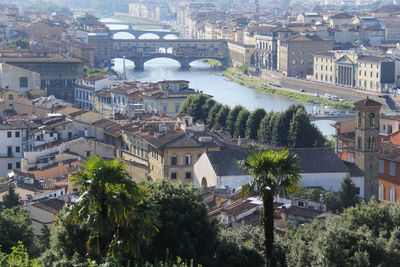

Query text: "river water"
[105, 21, 337, 136]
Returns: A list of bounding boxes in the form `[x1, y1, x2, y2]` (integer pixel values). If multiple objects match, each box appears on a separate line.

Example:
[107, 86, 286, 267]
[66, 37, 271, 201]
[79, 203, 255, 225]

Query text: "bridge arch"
[163, 33, 179, 40]
[112, 32, 136, 39]
[137, 33, 161, 40]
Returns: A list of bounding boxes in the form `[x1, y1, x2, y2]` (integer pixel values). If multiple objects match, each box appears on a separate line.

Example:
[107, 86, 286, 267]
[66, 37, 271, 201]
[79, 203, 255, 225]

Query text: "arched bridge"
[112, 39, 232, 70]
[109, 29, 180, 39]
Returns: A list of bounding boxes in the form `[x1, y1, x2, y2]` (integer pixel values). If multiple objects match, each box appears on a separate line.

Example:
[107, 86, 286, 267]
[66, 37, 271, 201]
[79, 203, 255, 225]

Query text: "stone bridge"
[112, 39, 232, 70]
[109, 29, 180, 39]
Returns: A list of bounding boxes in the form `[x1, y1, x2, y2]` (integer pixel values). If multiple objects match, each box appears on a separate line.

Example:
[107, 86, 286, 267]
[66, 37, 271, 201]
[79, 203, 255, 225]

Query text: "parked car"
[299, 89, 305, 92]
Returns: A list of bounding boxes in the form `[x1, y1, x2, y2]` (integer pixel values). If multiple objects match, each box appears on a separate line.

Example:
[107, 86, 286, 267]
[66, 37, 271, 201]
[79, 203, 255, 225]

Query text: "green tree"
[281, 201, 400, 266]
[245, 108, 266, 140]
[257, 112, 274, 143]
[0, 242, 39, 267]
[288, 109, 317, 148]
[242, 148, 300, 266]
[337, 176, 361, 211]
[234, 109, 250, 138]
[139, 179, 219, 266]
[226, 105, 245, 136]
[201, 98, 217, 124]
[0, 207, 34, 255]
[39, 207, 90, 265]
[180, 94, 210, 123]
[1, 185, 20, 209]
[272, 105, 305, 146]
[66, 155, 157, 259]
[219, 224, 264, 255]
[34, 225, 51, 255]
[214, 105, 231, 130]
[206, 103, 222, 129]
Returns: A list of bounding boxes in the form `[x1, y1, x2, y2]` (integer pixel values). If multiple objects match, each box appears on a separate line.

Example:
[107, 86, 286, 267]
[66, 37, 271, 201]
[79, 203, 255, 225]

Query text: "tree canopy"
[66, 155, 157, 258]
[279, 200, 400, 266]
[179, 96, 328, 148]
[0, 207, 35, 255]
[1, 185, 20, 210]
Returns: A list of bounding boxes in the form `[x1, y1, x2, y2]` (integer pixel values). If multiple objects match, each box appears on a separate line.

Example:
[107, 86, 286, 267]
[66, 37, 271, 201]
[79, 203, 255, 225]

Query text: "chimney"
[238, 136, 242, 146]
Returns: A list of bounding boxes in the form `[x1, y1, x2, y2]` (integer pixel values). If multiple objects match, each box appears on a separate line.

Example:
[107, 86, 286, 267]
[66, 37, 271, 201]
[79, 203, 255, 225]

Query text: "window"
[370, 113, 375, 128]
[358, 112, 362, 127]
[15, 131, 20, 138]
[86, 151, 91, 157]
[175, 103, 181, 113]
[389, 187, 396, 203]
[19, 77, 28, 88]
[171, 172, 177, 179]
[171, 155, 177, 166]
[390, 162, 396, 176]
[16, 162, 20, 169]
[7, 131, 11, 138]
[379, 160, 385, 174]
[349, 153, 354, 163]
[185, 154, 191, 165]
[185, 172, 192, 179]
[15, 146, 20, 153]
[7, 146, 12, 157]
[163, 103, 168, 113]
[338, 140, 343, 151]
[379, 184, 385, 201]
[7, 163, 12, 170]
[358, 137, 362, 150]
[50, 133, 53, 137]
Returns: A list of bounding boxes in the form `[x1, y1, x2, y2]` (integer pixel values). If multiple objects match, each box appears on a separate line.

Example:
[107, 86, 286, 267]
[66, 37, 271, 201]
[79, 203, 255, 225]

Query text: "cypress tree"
[207, 103, 222, 129]
[245, 108, 266, 140]
[234, 109, 251, 138]
[214, 105, 231, 130]
[202, 98, 217, 123]
[258, 111, 274, 143]
[226, 105, 245, 135]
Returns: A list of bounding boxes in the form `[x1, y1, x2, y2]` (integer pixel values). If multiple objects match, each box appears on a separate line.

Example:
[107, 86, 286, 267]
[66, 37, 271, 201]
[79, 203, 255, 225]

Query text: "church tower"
[354, 98, 381, 201]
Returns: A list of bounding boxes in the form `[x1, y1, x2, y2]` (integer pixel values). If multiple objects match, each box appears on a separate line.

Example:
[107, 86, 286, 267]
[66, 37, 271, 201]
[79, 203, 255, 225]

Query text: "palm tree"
[67, 155, 157, 258]
[242, 148, 300, 267]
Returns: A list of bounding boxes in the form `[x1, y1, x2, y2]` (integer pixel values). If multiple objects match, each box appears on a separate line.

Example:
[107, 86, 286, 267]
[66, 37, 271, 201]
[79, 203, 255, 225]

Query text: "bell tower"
[354, 98, 381, 201]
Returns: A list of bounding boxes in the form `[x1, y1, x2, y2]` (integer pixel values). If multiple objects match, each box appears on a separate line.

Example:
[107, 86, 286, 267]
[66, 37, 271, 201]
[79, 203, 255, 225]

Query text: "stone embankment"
[260, 70, 398, 112]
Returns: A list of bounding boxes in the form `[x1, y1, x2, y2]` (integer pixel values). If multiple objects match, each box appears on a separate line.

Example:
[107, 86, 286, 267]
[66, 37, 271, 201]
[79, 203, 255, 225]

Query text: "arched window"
[201, 177, 208, 188]
[368, 136, 375, 150]
[389, 187, 396, 203]
[358, 112, 362, 127]
[370, 113, 375, 128]
[379, 184, 385, 201]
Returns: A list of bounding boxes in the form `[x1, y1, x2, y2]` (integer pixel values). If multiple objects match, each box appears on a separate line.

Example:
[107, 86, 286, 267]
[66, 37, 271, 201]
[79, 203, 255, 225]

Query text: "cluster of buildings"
[75, 77, 198, 117]
[128, 1, 170, 22]
[1, 1, 400, 233]
[172, 2, 400, 94]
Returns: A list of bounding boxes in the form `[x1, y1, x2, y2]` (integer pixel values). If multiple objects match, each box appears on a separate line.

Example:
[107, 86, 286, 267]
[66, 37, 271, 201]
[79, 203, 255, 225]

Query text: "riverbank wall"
[260, 70, 398, 112]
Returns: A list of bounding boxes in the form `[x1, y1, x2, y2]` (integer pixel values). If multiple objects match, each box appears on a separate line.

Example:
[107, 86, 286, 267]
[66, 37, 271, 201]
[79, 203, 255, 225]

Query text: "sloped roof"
[343, 161, 364, 177]
[205, 147, 348, 175]
[163, 130, 223, 149]
[290, 147, 349, 173]
[206, 149, 249, 176]
[280, 33, 332, 42]
[31, 198, 65, 214]
[354, 98, 382, 108]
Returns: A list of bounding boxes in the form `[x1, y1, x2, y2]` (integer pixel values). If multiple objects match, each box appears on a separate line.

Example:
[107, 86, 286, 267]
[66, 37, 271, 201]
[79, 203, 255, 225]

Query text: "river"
[104, 20, 338, 137]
